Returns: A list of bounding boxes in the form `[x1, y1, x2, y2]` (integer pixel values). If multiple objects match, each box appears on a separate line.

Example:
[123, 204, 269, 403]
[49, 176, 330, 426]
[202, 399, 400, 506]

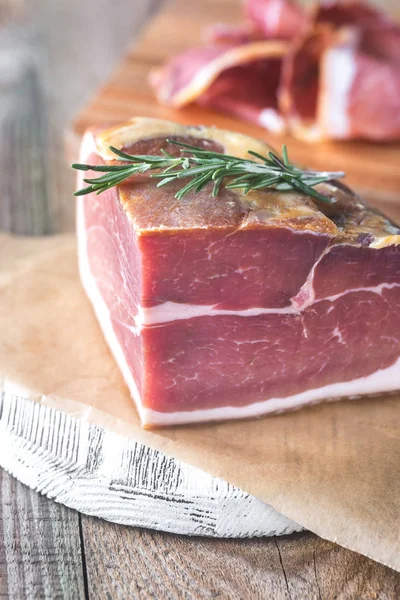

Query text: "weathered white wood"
[0, 393, 302, 538]
[0, 468, 85, 599]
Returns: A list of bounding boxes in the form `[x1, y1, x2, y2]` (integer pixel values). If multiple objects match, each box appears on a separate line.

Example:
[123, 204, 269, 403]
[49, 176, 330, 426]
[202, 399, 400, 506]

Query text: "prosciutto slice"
[245, 0, 308, 40]
[205, 0, 307, 44]
[280, 25, 400, 141]
[152, 0, 400, 142]
[203, 23, 263, 46]
[314, 0, 399, 30]
[77, 118, 400, 428]
[279, 1, 400, 141]
[150, 42, 287, 133]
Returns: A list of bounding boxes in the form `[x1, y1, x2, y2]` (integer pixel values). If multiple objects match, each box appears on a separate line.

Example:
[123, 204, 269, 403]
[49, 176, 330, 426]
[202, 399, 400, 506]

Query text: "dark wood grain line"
[313, 549, 322, 600]
[81, 516, 289, 600]
[0, 469, 85, 600]
[78, 516, 89, 600]
[275, 532, 400, 600]
[274, 538, 292, 600]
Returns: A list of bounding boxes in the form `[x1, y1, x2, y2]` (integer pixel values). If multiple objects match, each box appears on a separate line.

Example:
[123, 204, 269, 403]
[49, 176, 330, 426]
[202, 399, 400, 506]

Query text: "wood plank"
[81, 516, 400, 599]
[0, 469, 85, 599]
[71, 0, 400, 205]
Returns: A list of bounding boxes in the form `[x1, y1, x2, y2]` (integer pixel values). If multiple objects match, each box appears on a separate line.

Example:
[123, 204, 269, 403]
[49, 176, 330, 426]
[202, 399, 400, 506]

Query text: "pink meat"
[203, 23, 263, 46]
[149, 46, 226, 105]
[78, 125, 400, 427]
[150, 42, 287, 133]
[152, 0, 400, 142]
[345, 48, 400, 140]
[280, 23, 400, 141]
[142, 286, 400, 413]
[204, 0, 307, 45]
[197, 56, 283, 130]
[314, 0, 399, 31]
[245, 0, 308, 40]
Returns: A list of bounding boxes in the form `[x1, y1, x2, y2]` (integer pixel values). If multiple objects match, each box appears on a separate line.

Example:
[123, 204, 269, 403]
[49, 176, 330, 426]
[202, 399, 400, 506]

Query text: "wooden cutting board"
[71, 0, 400, 212]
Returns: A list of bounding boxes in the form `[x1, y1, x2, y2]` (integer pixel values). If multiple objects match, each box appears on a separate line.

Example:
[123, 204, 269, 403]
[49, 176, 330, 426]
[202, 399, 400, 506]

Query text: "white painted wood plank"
[0, 393, 302, 538]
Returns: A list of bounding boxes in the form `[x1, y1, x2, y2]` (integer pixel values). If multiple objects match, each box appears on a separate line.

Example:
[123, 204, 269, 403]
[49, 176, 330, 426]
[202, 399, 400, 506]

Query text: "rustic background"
[0, 0, 400, 597]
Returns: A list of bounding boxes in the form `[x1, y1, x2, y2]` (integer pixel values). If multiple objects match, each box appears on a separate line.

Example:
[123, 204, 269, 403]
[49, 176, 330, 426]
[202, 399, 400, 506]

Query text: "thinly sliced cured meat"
[279, 28, 326, 140]
[314, 0, 399, 31]
[152, 0, 400, 142]
[245, 0, 308, 40]
[203, 23, 263, 46]
[204, 0, 308, 44]
[150, 42, 288, 133]
[150, 1, 400, 141]
[204, 0, 308, 45]
[278, 0, 400, 140]
[196, 56, 284, 132]
[280, 25, 400, 141]
[77, 118, 400, 427]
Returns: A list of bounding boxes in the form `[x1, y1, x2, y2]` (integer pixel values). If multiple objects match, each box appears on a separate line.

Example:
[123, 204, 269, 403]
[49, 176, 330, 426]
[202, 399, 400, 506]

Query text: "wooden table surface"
[0, 0, 400, 598]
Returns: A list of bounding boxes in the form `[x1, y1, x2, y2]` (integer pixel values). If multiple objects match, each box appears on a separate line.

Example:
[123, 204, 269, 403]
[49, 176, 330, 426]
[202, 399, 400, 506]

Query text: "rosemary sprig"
[72, 141, 344, 204]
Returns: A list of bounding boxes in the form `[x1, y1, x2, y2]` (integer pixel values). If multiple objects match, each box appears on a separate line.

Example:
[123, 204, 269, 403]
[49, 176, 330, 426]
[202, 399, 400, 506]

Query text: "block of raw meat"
[77, 117, 400, 427]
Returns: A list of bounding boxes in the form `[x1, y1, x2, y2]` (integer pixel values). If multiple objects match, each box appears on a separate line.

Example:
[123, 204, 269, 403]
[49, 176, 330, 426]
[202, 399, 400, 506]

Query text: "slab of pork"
[77, 117, 400, 427]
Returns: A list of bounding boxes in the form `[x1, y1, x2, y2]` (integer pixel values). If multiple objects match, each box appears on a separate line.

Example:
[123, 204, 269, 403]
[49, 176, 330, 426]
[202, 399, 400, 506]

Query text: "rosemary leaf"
[72, 141, 345, 204]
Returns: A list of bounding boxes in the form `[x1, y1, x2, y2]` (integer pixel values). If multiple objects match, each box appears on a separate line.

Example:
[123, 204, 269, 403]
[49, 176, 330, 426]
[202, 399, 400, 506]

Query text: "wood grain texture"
[1, 473, 399, 600]
[81, 517, 400, 600]
[0, 469, 85, 600]
[71, 0, 400, 206]
[0, 392, 301, 539]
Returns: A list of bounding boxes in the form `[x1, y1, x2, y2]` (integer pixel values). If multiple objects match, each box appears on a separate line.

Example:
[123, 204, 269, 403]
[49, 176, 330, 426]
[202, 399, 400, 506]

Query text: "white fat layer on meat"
[318, 281, 400, 304]
[77, 131, 146, 423]
[141, 357, 400, 426]
[258, 108, 286, 133]
[135, 302, 296, 326]
[291, 245, 331, 309]
[135, 282, 400, 326]
[320, 45, 356, 138]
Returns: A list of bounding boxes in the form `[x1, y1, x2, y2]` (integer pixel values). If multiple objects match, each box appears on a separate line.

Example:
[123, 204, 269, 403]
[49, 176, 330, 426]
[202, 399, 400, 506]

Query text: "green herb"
[72, 141, 344, 204]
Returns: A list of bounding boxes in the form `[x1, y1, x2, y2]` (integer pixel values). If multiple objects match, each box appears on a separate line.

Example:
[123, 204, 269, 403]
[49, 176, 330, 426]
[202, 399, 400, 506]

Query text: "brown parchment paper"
[1, 232, 399, 570]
